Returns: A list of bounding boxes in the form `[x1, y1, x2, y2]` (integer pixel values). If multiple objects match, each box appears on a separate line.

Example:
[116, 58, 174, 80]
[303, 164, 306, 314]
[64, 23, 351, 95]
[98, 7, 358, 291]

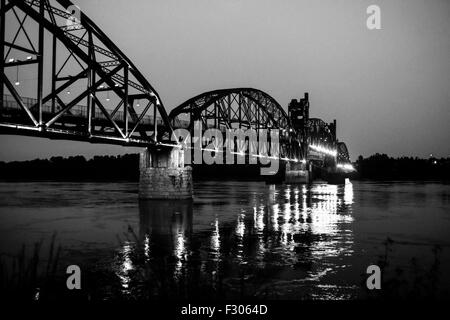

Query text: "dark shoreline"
[0, 178, 449, 184]
[1, 153, 449, 182]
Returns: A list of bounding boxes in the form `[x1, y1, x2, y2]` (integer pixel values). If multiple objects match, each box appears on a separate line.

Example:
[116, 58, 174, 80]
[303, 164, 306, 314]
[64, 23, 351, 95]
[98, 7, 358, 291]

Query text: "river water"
[0, 180, 449, 300]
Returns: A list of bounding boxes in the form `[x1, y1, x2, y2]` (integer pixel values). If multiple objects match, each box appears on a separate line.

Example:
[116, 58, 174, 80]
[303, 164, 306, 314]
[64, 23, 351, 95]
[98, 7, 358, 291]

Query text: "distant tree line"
[0, 154, 139, 181]
[0, 152, 449, 181]
[355, 153, 450, 181]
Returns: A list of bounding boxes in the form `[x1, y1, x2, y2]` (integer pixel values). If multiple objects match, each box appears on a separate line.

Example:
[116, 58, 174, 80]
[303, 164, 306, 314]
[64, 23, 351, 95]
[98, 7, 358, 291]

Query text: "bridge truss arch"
[170, 88, 290, 131]
[1, 0, 175, 147]
[169, 88, 305, 160]
[306, 118, 334, 146]
[337, 141, 350, 163]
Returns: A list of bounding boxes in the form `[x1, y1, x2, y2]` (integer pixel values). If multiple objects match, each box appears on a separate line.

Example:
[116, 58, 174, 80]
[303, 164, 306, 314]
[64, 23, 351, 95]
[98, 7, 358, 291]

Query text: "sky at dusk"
[1, 0, 449, 161]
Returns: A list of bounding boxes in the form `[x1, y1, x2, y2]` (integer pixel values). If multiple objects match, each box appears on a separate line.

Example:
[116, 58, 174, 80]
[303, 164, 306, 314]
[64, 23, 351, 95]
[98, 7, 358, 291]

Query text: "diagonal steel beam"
[1, 73, 39, 126]
[92, 94, 126, 139]
[45, 63, 123, 128]
[29, 69, 87, 111]
[128, 101, 152, 138]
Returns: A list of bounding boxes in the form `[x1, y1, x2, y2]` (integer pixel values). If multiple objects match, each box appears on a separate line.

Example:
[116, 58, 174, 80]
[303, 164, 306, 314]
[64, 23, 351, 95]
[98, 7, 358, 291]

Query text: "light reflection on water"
[118, 242, 133, 292]
[2, 181, 450, 299]
[119, 182, 357, 299]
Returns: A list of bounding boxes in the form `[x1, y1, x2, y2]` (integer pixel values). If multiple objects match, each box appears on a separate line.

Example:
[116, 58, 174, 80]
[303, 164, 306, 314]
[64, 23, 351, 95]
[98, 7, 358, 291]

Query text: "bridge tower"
[289, 93, 309, 129]
[285, 92, 311, 183]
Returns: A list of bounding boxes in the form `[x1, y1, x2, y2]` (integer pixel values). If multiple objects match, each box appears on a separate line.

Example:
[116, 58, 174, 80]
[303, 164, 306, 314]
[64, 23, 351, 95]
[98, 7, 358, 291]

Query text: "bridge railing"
[1, 95, 166, 127]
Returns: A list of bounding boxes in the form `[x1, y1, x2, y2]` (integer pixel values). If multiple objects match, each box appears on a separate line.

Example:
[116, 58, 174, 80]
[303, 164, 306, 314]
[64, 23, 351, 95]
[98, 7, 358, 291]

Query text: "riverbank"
[1, 153, 449, 182]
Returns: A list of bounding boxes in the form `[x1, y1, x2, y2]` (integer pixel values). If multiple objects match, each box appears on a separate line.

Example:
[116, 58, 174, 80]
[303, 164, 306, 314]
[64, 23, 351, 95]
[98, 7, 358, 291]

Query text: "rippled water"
[0, 180, 449, 300]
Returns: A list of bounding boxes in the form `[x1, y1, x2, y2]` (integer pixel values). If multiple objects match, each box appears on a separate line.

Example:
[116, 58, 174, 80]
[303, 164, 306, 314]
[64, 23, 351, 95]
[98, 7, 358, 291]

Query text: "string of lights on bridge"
[309, 144, 338, 157]
[9, 60, 145, 107]
[8, 54, 351, 170]
[158, 142, 349, 166]
[169, 143, 353, 170]
[336, 163, 355, 171]
[187, 145, 308, 164]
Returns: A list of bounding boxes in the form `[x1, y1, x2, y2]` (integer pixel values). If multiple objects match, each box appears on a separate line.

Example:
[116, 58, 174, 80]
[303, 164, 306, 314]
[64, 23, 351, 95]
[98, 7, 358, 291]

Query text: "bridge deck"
[0, 95, 175, 147]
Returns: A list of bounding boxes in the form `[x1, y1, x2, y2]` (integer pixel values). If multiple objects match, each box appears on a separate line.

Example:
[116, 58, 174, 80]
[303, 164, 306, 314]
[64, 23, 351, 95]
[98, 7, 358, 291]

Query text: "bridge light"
[67, 86, 71, 95]
[8, 58, 15, 63]
[337, 163, 355, 171]
[310, 144, 337, 157]
[136, 100, 140, 107]
[26, 56, 33, 60]
[106, 91, 110, 101]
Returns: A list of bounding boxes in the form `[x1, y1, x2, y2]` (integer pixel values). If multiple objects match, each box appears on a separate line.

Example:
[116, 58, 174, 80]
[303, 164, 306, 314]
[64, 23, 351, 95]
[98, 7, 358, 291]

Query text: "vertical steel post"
[37, 0, 44, 125]
[87, 31, 94, 134]
[238, 93, 242, 129]
[257, 102, 260, 132]
[227, 94, 231, 121]
[123, 65, 128, 136]
[51, 34, 56, 113]
[333, 119, 337, 142]
[0, 0, 5, 111]
[214, 101, 217, 128]
[190, 109, 194, 163]
[304, 92, 309, 120]
[153, 97, 157, 142]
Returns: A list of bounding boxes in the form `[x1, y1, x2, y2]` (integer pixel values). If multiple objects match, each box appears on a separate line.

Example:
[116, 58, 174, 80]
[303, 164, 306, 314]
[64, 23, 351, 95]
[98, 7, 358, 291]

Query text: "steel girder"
[169, 88, 304, 159]
[337, 142, 350, 163]
[0, 0, 175, 147]
[170, 88, 290, 129]
[306, 118, 336, 149]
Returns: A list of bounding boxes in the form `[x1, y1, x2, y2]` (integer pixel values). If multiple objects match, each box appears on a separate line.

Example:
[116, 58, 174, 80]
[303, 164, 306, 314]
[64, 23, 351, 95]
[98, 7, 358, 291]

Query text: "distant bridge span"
[169, 88, 303, 161]
[170, 88, 292, 131]
[169, 87, 351, 165]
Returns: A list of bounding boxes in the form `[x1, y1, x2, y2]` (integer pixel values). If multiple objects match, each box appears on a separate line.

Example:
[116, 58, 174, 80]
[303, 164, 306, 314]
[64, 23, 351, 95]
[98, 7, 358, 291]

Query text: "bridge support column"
[139, 147, 193, 200]
[285, 161, 310, 184]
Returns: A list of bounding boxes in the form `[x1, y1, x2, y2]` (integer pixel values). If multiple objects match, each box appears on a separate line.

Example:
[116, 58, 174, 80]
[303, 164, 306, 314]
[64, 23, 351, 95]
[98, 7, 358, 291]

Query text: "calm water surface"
[0, 181, 449, 300]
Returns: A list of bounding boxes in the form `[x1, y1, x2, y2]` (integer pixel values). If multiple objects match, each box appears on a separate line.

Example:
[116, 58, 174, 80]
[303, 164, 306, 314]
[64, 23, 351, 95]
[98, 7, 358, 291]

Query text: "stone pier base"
[285, 169, 309, 184]
[139, 147, 193, 199]
[285, 161, 310, 184]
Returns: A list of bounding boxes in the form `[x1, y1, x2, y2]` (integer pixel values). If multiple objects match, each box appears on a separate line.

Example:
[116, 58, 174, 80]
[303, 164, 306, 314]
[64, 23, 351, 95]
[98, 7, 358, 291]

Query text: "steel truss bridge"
[169, 88, 350, 167]
[0, 0, 351, 168]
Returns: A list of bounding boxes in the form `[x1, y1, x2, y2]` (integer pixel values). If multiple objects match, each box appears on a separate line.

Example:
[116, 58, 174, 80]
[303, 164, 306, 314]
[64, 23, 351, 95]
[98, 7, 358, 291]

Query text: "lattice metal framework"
[306, 118, 336, 149]
[169, 88, 304, 159]
[337, 142, 350, 163]
[0, 0, 175, 147]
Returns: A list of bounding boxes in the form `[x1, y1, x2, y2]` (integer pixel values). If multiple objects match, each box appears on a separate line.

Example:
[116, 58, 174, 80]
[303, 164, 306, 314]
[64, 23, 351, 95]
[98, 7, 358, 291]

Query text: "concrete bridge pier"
[285, 161, 311, 184]
[139, 147, 193, 199]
